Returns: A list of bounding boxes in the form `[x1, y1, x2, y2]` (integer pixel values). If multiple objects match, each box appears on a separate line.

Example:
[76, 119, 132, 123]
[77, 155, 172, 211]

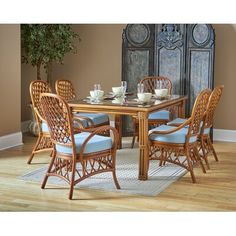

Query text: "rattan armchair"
[55, 79, 110, 128]
[167, 85, 224, 169]
[198, 85, 224, 168]
[131, 76, 173, 148]
[40, 93, 120, 199]
[27, 80, 53, 164]
[148, 89, 211, 183]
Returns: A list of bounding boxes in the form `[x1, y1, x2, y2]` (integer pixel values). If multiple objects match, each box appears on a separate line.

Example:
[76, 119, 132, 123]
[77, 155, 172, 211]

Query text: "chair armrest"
[79, 125, 119, 158]
[148, 118, 192, 136]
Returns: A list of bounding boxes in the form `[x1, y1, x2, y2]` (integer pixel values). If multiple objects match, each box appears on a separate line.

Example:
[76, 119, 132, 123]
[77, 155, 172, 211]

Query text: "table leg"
[178, 99, 186, 118]
[138, 111, 149, 180]
[115, 115, 122, 149]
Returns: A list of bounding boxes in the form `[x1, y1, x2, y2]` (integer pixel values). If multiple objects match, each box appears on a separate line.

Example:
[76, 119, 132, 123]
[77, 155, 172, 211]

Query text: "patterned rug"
[20, 147, 187, 197]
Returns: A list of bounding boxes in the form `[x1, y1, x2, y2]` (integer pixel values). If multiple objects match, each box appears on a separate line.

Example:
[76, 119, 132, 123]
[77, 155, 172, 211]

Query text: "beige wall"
[21, 57, 47, 121]
[21, 24, 236, 130]
[51, 24, 126, 97]
[0, 25, 21, 136]
[213, 24, 236, 130]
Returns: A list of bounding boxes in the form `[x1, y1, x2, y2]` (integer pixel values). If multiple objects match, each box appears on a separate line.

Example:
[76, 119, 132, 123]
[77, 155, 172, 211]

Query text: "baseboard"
[213, 129, 236, 142]
[21, 120, 31, 133]
[0, 132, 23, 150]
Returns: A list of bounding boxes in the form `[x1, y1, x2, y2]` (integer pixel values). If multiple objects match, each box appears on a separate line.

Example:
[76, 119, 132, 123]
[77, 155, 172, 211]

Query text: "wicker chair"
[167, 85, 224, 169]
[27, 80, 53, 164]
[55, 79, 110, 128]
[198, 85, 224, 168]
[131, 76, 173, 148]
[40, 93, 120, 200]
[148, 89, 211, 183]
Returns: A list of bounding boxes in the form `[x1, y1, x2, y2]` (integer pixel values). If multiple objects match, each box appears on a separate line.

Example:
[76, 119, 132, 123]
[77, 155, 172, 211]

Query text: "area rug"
[20, 147, 187, 197]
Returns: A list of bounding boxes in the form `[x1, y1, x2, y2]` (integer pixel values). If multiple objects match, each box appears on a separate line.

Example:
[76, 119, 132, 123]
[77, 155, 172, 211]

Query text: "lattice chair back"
[140, 76, 172, 94]
[55, 79, 76, 101]
[187, 89, 211, 141]
[40, 93, 75, 153]
[203, 85, 224, 130]
[30, 80, 52, 123]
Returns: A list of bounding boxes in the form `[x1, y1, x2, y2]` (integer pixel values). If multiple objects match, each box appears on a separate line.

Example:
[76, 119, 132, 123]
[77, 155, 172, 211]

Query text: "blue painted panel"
[125, 50, 149, 132]
[189, 50, 210, 110]
[126, 50, 149, 93]
[158, 47, 181, 94]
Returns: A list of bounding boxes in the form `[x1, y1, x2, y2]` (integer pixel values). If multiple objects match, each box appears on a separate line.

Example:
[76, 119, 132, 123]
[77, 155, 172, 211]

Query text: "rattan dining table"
[68, 95, 187, 180]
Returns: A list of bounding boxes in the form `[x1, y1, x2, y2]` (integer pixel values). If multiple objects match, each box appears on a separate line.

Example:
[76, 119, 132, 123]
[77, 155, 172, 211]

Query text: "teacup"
[137, 93, 152, 103]
[90, 90, 104, 100]
[154, 89, 168, 97]
[112, 86, 123, 96]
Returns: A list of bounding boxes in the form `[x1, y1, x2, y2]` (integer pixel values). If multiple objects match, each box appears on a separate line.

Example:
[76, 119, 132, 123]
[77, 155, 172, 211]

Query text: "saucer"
[87, 96, 105, 101]
[112, 99, 125, 104]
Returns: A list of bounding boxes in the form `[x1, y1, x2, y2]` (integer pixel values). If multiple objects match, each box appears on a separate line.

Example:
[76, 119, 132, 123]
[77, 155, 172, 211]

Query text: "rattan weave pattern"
[189, 89, 211, 137]
[30, 80, 52, 122]
[141, 76, 172, 94]
[204, 85, 224, 129]
[55, 79, 76, 101]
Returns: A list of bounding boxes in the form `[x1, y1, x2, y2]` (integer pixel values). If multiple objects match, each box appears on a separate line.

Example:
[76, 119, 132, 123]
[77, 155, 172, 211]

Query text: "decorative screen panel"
[123, 50, 150, 135]
[158, 48, 182, 94]
[189, 50, 210, 110]
[126, 50, 149, 93]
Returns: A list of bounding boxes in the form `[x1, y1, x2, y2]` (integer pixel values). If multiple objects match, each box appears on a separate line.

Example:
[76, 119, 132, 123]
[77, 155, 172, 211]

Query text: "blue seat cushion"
[149, 125, 197, 144]
[74, 112, 109, 127]
[203, 127, 210, 135]
[148, 110, 170, 120]
[56, 132, 112, 154]
[41, 122, 49, 132]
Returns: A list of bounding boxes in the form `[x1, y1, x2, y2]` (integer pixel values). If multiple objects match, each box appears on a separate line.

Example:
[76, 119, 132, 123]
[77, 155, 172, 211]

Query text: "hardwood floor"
[0, 133, 235, 211]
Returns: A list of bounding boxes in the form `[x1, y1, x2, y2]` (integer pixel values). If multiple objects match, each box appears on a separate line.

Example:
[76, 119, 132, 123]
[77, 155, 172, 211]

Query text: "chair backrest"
[40, 93, 75, 148]
[30, 80, 52, 122]
[202, 85, 224, 130]
[140, 76, 172, 94]
[187, 89, 212, 139]
[55, 79, 76, 101]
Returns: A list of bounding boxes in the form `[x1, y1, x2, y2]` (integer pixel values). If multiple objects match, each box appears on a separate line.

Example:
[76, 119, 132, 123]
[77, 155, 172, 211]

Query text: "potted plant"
[21, 24, 80, 135]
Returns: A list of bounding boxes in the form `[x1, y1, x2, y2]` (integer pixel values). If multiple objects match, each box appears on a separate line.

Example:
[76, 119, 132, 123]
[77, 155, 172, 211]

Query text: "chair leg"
[112, 170, 120, 189]
[159, 148, 165, 166]
[69, 161, 76, 200]
[193, 146, 206, 173]
[131, 121, 138, 148]
[27, 134, 43, 164]
[186, 148, 196, 183]
[207, 136, 219, 162]
[200, 138, 210, 169]
[41, 151, 56, 189]
[131, 133, 136, 149]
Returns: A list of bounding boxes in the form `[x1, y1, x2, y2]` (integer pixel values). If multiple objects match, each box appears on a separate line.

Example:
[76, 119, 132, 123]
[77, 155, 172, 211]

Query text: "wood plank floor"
[0, 133, 235, 211]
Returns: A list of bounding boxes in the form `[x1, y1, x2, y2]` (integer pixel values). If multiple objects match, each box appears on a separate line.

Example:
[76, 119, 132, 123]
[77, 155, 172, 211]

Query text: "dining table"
[68, 94, 188, 181]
